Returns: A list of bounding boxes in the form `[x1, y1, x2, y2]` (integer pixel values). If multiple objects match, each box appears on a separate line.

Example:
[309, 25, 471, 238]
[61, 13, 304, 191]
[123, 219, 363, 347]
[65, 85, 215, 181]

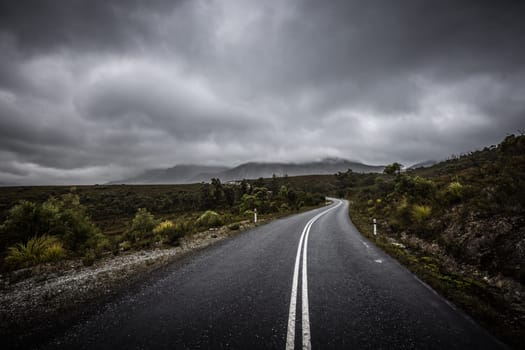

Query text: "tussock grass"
[5, 235, 65, 268]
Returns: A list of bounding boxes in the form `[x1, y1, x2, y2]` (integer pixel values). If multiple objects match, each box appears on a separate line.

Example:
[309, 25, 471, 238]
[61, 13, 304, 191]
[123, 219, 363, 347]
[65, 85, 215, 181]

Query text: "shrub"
[127, 208, 156, 246]
[243, 209, 255, 217]
[240, 194, 257, 212]
[441, 181, 464, 204]
[55, 208, 101, 252]
[153, 220, 187, 245]
[153, 220, 175, 235]
[394, 197, 411, 226]
[411, 205, 432, 224]
[0, 200, 56, 248]
[5, 235, 65, 269]
[43, 241, 66, 262]
[196, 210, 223, 228]
[6, 194, 105, 253]
[119, 241, 132, 251]
[395, 175, 436, 201]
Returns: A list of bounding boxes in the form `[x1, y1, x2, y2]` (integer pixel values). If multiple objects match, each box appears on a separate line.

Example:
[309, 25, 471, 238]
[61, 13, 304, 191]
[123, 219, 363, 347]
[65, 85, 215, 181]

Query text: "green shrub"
[43, 241, 66, 261]
[240, 194, 257, 212]
[394, 197, 412, 226]
[1, 194, 105, 253]
[5, 235, 65, 269]
[127, 208, 156, 246]
[119, 241, 132, 251]
[441, 181, 464, 204]
[395, 175, 436, 201]
[153, 220, 187, 245]
[153, 220, 175, 235]
[411, 204, 432, 224]
[196, 210, 223, 228]
[55, 208, 101, 252]
[0, 200, 56, 247]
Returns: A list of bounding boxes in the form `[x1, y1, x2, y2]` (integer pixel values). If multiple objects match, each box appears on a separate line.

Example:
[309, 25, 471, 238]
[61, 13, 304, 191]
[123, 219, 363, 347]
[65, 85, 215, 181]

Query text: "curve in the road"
[37, 198, 507, 350]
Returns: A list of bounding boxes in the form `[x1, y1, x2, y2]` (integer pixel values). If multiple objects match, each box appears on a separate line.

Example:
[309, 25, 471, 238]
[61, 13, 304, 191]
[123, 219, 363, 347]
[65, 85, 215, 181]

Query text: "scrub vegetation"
[0, 177, 326, 271]
[1, 134, 522, 347]
[337, 133, 525, 348]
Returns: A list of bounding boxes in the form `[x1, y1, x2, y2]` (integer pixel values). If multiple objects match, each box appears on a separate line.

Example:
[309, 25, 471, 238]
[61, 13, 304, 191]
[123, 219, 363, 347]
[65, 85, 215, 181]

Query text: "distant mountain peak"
[407, 160, 437, 170]
[109, 159, 385, 184]
[319, 157, 350, 164]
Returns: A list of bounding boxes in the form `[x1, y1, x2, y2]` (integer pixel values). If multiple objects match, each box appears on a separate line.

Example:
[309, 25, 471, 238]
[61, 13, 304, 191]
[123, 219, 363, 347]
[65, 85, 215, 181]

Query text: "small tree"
[384, 162, 402, 175]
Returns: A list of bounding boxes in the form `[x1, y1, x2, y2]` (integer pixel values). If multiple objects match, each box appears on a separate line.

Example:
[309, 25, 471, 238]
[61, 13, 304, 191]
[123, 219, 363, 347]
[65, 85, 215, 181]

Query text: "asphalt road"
[42, 199, 506, 349]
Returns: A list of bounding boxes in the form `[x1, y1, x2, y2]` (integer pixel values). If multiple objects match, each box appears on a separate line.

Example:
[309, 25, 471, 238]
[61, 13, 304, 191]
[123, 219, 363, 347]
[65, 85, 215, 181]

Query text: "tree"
[210, 178, 224, 206]
[384, 162, 402, 175]
[270, 174, 279, 195]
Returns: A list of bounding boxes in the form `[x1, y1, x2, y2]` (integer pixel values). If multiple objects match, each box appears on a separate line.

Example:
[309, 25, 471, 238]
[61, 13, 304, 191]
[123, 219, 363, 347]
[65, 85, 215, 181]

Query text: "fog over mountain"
[0, 1, 524, 185]
[111, 158, 384, 184]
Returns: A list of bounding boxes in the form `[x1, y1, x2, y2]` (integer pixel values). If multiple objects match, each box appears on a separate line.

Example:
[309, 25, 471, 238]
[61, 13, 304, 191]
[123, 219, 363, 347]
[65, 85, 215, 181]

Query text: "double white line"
[285, 199, 342, 350]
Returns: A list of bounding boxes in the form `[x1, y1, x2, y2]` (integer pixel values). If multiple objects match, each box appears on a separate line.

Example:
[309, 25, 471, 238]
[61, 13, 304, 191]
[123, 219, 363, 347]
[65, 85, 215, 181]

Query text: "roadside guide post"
[373, 218, 377, 236]
[254, 208, 258, 223]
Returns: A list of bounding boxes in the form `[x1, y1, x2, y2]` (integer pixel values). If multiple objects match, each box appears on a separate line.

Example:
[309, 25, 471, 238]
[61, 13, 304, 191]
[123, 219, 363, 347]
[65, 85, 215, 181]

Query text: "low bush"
[196, 210, 223, 228]
[5, 235, 65, 269]
[127, 208, 157, 246]
[411, 204, 432, 224]
[119, 241, 132, 251]
[153, 220, 187, 245]
[441, 181, 464, 205]
[1, 194, 104, 254]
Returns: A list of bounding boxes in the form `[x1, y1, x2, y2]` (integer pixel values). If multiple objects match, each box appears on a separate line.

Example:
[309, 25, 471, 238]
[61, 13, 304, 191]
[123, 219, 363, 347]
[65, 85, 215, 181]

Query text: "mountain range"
[109, 158, 385, 184]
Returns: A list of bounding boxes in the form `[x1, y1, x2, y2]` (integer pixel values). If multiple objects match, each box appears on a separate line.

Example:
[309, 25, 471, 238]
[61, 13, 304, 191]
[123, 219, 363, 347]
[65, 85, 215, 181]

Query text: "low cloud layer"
[0, 0, 524, 184]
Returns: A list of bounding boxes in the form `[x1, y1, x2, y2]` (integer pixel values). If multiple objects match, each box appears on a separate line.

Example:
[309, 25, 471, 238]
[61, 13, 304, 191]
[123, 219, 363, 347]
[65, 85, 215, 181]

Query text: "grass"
[5, 235, 65, 269]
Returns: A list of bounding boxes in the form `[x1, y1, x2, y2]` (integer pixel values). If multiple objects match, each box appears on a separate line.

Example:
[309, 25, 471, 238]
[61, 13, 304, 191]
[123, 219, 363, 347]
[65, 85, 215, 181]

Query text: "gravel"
[0, 220, 259, 341]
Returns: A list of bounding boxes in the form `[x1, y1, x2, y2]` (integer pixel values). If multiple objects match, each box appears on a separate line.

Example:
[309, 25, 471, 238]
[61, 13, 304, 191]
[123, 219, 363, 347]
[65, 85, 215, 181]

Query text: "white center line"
[286, 199, 342, 350]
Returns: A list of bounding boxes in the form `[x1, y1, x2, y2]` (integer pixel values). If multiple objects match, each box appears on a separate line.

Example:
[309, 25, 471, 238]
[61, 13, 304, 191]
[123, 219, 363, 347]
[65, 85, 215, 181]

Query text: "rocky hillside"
[342, 133, 525, 347]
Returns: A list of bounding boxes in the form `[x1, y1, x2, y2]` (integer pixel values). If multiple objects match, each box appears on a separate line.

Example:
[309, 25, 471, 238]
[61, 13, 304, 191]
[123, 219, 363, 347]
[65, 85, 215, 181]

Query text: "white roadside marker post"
[373, 218, 377, 236]
[254, 208, 258, 223]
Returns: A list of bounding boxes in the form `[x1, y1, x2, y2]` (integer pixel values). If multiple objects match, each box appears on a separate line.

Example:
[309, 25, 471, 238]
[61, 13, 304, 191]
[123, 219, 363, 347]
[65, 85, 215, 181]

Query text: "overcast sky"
[0, 0, 524, 185]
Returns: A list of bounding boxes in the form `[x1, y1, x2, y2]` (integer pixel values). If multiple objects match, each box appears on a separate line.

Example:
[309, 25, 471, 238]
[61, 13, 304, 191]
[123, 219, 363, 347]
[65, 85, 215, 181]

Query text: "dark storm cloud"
[0, 0, 177, 53]
[0, 0, 524, 184]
